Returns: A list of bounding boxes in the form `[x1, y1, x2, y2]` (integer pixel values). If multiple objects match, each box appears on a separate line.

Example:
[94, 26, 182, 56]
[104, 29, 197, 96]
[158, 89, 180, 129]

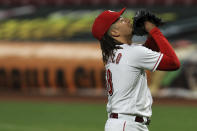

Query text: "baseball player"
[92, 8, 180, 131]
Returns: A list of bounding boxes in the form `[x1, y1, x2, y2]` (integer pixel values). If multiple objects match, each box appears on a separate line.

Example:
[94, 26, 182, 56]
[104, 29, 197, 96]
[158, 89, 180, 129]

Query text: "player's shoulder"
[119, 43, 142, 49]
[118, 43, 150, 57]
[124, 43, 148, 52]
[131, 43, 146, 48]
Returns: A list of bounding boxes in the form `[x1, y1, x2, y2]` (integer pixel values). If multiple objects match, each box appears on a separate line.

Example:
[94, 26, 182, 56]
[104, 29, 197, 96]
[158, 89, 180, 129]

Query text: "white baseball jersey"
[105, 43, 163, 117]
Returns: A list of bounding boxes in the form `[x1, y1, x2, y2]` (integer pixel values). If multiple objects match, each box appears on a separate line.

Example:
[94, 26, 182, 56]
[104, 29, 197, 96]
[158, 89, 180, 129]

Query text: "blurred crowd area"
[0, 0, 196, 99]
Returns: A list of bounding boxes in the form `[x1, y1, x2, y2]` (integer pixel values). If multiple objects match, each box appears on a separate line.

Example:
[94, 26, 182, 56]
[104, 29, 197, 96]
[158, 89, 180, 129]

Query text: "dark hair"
[99, 33, 123, 64]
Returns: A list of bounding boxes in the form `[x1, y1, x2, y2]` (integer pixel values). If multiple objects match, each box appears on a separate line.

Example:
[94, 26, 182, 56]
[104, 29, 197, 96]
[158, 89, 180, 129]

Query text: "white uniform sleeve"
[129, 45, 163, 72]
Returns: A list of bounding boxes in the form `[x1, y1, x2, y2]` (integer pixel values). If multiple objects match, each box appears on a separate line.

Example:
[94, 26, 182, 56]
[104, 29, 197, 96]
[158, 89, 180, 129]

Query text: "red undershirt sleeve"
[144, 36, 160, 52]
[144, 27, 181, 71]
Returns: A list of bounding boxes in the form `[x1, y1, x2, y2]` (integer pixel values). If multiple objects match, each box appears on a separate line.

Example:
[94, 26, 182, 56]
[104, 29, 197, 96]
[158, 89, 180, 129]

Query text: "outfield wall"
[0, 42, 196, 98]
[0, 42, 106, 96]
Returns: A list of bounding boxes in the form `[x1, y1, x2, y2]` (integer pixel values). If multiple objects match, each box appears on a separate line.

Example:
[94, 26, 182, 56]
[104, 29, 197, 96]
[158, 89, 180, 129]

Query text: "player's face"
[113, 17, 133, 37]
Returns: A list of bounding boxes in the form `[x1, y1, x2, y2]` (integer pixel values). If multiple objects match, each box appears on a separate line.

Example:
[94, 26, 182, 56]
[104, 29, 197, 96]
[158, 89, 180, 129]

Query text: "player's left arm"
[143, 35, 159, 52]
[144, 22, 180, 71]
[148, 27, 180, 71]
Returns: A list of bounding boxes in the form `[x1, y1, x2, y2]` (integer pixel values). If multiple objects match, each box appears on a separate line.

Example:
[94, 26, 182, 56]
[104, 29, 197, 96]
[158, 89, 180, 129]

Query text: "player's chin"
[126, 32, 132, 38]
[129, 30, 133, 36]
[129, 27, 133, 33]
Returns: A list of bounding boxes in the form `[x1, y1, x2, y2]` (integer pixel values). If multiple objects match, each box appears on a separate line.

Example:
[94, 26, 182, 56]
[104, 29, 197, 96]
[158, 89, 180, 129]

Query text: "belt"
[109, 113, 151, 125]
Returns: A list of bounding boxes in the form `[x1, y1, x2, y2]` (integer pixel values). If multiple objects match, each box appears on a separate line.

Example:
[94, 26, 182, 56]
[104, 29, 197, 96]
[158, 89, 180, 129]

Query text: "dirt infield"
[0, 93, 197, 106]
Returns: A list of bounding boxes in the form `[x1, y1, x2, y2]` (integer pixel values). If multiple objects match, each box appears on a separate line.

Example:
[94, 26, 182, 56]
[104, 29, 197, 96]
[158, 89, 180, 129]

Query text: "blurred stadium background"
[0, 0, 197, 131]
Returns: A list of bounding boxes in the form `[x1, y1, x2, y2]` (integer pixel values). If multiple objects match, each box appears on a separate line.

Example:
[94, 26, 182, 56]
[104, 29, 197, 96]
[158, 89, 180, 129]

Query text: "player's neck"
[115, 36, 132, 45]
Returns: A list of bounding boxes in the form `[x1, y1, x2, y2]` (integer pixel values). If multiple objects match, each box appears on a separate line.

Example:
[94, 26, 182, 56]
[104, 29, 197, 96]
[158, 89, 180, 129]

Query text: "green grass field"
[0, 101, 196, 131]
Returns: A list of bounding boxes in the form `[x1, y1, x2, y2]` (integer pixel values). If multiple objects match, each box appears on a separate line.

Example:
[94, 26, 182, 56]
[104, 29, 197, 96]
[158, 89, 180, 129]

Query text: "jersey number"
[106, 69, 113, 96]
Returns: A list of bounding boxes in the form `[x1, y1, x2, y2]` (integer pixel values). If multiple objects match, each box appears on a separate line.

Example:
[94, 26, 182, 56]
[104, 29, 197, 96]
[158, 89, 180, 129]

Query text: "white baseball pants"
[105, 115, 149, 131]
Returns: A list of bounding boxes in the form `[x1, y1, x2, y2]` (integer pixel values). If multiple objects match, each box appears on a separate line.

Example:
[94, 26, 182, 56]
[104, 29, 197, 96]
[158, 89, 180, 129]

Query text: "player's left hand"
[144, 21, 156, 33]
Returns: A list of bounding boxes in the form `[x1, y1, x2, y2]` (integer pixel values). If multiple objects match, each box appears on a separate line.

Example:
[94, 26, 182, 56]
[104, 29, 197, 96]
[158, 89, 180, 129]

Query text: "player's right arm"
[144, 21, 180, 71]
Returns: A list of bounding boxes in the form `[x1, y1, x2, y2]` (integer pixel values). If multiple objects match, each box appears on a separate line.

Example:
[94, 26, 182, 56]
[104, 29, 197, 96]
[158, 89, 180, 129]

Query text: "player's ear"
[110, 29, 120, 37]
[107, 23, 120, 37]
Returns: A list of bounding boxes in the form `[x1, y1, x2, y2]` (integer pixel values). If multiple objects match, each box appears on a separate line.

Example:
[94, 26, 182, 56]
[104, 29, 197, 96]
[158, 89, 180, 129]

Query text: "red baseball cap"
[92, 8, 126, 40]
